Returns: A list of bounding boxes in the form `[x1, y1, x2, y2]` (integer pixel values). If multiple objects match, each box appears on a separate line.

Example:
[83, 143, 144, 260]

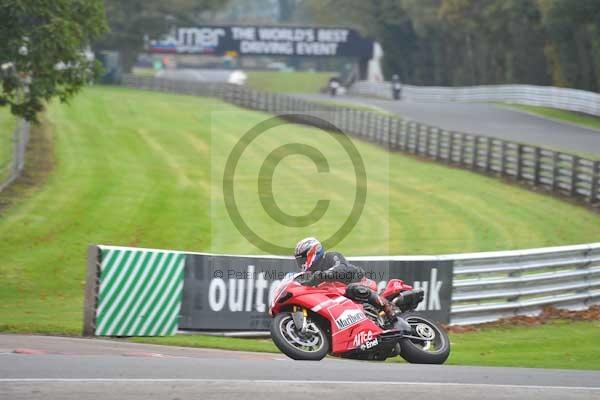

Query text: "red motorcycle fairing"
[271, 281, 383, 354]
[269, 273, 450, 363]
[322, 298, 382, 354]
[346, 277, 413, 299]
[380, 279, 414, 299]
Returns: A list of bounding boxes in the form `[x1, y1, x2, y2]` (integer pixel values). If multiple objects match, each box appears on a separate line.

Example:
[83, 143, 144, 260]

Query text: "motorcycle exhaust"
[392, 288, 425, 311]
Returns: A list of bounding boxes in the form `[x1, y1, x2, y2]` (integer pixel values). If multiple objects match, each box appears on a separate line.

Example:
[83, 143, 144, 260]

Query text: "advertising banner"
[179, 254, 453, 330]
[149, 25, 374, 58]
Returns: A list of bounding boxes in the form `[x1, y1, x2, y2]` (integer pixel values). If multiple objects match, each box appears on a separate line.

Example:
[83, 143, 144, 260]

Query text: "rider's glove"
[301, 272, 324, 286]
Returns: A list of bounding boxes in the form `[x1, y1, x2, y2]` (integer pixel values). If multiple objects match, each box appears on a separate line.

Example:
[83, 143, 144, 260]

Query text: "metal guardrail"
[0, 119, 30, 193]
[88, 241, 600, 330]
[122, 75, 600, 206]
[449, 243, 600, 325]
[350, 81, 600, 117]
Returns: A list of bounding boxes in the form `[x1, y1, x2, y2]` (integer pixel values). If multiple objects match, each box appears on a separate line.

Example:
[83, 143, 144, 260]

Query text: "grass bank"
[1, 85, 600, 335]
[503, 103, 600, 131]
[245, 70, 334, 93]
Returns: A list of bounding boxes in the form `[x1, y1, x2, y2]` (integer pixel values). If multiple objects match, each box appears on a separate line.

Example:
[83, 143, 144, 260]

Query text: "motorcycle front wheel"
[398, 314, 450, 364]
[270, 312, 329, 361]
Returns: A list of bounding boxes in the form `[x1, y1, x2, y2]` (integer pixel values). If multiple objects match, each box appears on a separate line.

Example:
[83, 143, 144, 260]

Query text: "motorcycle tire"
[398, 313, 450, 364]
[270, 312, 329, 361]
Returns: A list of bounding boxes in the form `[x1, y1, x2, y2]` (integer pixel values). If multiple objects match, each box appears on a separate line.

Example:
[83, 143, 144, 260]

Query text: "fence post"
[571, 156, 580, 197]
[485, 138, 492, 172]
[458, 134, 466, 166]
[418, 125, 426, 155]
[401, 121, 408, 150]
[436, 130, 443, 161]
[590, 161, 600, 204]
[377, 115, 384, 144]
[422, 126, 429, 156]
[82, 245, 101, 336]
[408, 122, 416, 153]
[533, 147, 542, 186]
[390, 118, 398, 150]
[372, 113, 379, 142]
[552, 152, 560, 192]
[471, 136, 478, 169]
[384, 116, 391, 149]
[500, 140, 507, 176]
[448, 132, 455, 163]
[516, 144, 524, 180]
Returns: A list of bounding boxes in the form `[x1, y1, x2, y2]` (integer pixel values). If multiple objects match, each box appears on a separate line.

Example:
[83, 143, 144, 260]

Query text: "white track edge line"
[0, 379, 599, 390]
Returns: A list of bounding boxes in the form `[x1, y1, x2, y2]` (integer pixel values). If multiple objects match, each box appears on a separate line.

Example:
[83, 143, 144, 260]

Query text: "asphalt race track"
[138, 69, 600, 155]
[1, 335, 599, 400]
[296, 94, 600, 156]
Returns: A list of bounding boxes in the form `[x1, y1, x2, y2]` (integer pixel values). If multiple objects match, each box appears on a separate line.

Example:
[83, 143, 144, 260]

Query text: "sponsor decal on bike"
[353, 330, 380, 350]
[334, 309, 366, 329]
[353, 330, 373, 346]
[361, 338, 379, 351]
[310, 296, 346, 313]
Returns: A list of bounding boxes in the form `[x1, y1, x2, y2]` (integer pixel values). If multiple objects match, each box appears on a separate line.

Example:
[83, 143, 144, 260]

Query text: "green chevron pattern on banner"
[95, 246, 186, 336]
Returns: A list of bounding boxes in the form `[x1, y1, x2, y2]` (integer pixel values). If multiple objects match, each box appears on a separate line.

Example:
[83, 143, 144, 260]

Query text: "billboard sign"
[149, 25, 374, 58]
[179, 254, 453, 331]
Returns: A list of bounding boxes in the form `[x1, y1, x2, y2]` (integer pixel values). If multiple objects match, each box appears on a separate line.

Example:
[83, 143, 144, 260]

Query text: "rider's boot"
[382, 300, 397, 322]
[373, 295, 397, 323]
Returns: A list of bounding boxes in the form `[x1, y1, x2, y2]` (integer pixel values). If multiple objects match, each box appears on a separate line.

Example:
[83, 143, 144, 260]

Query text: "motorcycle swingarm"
[378, 332, 404, 343]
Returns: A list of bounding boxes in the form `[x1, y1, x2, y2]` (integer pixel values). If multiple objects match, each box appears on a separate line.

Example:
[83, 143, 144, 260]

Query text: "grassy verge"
[443, 319, 600, 370]
[245, 70, 334, 93]
[130, 319, 600, 370]
[2, 85, 600, 334]
[502, 103, 600, 131]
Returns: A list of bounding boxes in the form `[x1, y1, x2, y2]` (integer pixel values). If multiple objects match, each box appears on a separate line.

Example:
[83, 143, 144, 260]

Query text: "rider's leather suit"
[307, 252, 388, 311]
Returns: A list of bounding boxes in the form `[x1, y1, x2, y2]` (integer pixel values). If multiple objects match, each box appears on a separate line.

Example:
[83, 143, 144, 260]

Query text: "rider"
[294, 237, 396, 321]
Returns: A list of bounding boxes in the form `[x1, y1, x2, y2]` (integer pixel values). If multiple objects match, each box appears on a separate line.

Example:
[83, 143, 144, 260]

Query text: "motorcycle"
[268, 272, 450, 363]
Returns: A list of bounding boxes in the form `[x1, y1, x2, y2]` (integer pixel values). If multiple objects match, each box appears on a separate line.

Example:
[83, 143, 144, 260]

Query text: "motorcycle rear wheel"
[270, 312, 329, 361]
[398, 314, 450, 364]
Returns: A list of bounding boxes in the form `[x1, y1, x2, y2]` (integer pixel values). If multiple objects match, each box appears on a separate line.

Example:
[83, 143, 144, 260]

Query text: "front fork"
[291, 306, 308, 333]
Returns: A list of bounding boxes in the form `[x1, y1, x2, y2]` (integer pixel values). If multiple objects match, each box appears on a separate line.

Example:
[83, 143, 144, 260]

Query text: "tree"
[0, 0, 107, 121]
[278, 0, 300, 22]
[540, 0, 600, 90]
[97, 0, 228, 73]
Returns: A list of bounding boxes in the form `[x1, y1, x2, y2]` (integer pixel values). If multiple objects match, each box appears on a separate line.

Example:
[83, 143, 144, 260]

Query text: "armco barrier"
[83, 242, 600, 335]
[120, 75, 600, 206]
[83, 245, 453, 335]
[350, 81, 600, 117]
[450, 242, 600, 325]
